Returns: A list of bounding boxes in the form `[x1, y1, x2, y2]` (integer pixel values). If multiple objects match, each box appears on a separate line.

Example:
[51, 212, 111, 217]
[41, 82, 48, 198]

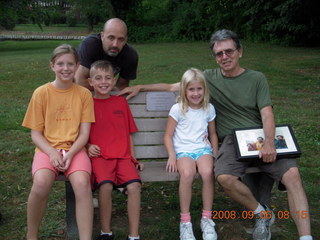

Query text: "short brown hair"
[51, 44, 78, 64]
[89, 60, 115, 78]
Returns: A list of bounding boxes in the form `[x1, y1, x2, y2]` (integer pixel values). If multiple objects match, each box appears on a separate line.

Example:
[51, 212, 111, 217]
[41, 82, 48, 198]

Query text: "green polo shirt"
[203, 69, 272, 140]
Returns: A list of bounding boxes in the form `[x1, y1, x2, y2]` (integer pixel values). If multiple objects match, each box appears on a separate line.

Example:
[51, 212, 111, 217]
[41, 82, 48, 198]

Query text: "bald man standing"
[75, 18, 138, 90]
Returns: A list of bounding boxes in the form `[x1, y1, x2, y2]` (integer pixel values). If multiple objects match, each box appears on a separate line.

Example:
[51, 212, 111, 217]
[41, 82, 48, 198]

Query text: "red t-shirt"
[89, 95, 138, 159]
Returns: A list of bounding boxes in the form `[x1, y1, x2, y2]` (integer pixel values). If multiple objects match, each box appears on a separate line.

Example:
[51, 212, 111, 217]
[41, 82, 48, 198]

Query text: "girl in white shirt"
[164, 68, 218, 240]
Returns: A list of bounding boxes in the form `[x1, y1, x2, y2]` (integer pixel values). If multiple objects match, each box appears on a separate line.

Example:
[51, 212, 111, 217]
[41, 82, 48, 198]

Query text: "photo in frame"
[233, 125, 301, 162]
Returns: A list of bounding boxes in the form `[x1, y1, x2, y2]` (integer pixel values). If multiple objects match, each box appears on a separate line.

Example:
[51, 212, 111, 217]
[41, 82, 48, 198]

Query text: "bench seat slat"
[139, 162, 179, 181]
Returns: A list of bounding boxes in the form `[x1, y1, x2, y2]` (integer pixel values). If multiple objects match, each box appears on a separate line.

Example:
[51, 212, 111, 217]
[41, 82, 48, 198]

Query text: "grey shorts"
[215, 135, 299, 183]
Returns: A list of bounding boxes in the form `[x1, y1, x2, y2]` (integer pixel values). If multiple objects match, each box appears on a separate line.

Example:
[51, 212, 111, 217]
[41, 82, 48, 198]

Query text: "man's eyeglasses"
[213, 48, 238, 58]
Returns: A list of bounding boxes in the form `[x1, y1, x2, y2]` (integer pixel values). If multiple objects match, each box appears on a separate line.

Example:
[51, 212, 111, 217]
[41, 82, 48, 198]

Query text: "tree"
[0, 1, 17, 30]
[235, 0, 320, 46]
[109, 0, 140, 22]
[0, 0, 45, 30]
[70, 0, 113, 31]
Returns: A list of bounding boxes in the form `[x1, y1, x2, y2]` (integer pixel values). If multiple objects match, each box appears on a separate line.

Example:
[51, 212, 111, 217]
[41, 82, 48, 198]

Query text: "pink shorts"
[32, 149, 92, 179]
[91, 157, 141, 189]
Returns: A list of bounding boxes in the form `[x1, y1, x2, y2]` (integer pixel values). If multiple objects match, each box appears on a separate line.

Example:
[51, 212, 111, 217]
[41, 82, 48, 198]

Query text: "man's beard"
[107, 48, 120, 57]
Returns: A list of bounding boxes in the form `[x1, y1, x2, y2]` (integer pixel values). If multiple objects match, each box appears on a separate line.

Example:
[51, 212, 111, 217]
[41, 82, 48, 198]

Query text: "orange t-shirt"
[22, 83, 95, 151]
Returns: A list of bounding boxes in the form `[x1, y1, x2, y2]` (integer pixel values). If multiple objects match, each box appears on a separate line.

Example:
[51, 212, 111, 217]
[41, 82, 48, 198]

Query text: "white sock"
[128, 235, 140, 240]
[253, 203, 265, 215]
[101, 230, 112, 236]
[300, 235, 313, 240]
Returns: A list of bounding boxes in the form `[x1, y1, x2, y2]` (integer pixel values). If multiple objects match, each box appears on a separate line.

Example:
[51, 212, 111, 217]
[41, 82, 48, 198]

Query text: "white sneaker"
[93, 197, 99, 208]
[252, 205, 275, 240]
[180, 222, 196, 240]
[200, 218, 217, 240]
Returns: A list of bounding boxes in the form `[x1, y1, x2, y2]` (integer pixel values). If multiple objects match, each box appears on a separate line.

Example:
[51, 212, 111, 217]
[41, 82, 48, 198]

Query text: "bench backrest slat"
[130, 105, 170, 117]
[133, 132, 165, 145]
[124, 91, 177, 160]
[135, 146, 168, 159]
[134, 118, 168, 132]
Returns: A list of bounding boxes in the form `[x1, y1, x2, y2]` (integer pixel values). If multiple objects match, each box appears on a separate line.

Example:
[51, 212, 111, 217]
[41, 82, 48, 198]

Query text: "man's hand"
[117, 85, 141, 100]
[115, 77, 130, 91]
[259, 140, 277, 163]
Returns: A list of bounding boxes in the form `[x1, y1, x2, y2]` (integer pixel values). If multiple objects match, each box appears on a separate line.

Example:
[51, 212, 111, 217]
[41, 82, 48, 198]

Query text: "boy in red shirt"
[87, 60, 144, 240]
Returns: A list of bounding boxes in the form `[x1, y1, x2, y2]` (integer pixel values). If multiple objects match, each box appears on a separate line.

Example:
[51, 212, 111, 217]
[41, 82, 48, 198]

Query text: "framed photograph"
[233, 124, 301, 162]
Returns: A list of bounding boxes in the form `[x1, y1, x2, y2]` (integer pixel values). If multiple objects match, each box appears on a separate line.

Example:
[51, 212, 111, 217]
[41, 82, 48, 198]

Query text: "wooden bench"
[57, 91, 273, 239]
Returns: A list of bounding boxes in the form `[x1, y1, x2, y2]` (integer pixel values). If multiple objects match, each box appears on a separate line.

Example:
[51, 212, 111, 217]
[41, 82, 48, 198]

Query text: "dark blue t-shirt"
[78, 33, 138, 81]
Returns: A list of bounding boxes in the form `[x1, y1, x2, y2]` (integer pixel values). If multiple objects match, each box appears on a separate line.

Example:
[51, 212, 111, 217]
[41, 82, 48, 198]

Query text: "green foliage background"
[1, 0, 319, 46]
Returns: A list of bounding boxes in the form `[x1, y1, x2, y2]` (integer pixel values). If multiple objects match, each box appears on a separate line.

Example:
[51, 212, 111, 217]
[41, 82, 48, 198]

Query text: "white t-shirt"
[169, 103, 216, 153]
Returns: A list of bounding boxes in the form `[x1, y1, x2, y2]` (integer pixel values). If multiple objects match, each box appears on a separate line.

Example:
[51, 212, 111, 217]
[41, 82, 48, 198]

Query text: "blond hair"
[178, 68, 210, 115]
[50, 44, 78, 64]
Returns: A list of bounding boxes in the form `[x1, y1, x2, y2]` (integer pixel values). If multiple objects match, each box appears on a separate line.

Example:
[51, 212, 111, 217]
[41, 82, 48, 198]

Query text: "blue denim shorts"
[176, 148, 213, 161]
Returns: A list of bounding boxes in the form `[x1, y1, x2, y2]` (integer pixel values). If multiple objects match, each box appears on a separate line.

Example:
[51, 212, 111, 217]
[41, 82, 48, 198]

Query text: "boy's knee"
[126, 182, 141, 195]
[97, 184, 113, 201]
[99, 182, 113, 192]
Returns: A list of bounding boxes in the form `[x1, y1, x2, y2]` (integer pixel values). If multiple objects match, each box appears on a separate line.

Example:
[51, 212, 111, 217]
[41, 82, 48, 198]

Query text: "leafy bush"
[66, 12, 78, 27]
[0, 6, 17, 30]
[128, 25, 171, 42]
[50, 8, 67, 24]
[2, 0, 319, 46]
[124, 0, 320, 46]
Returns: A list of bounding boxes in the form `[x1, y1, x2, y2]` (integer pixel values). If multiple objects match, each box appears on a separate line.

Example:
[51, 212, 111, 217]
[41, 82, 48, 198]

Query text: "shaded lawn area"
[0, 40, 319, 239]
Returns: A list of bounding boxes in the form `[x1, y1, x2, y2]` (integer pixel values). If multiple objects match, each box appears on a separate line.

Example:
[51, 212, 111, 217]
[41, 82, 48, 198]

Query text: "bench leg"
[242, 172, 274, 206]
[65, 181, 79, 239]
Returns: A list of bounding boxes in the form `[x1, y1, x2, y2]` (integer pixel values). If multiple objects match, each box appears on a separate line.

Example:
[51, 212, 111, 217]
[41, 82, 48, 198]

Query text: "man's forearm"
[139, 82, 179, 92]
[75, 77, 92, 90]
[74, 65, 92, 90]
[261, 107, 275, 144]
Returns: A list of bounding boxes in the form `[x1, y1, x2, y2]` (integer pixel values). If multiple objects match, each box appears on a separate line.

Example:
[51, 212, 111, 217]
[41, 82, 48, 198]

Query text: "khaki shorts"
[215, 135, 298, 183]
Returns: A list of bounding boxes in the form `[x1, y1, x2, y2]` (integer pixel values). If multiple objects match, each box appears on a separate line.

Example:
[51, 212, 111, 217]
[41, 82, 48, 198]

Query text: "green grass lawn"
[0, 39, 319, 239]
